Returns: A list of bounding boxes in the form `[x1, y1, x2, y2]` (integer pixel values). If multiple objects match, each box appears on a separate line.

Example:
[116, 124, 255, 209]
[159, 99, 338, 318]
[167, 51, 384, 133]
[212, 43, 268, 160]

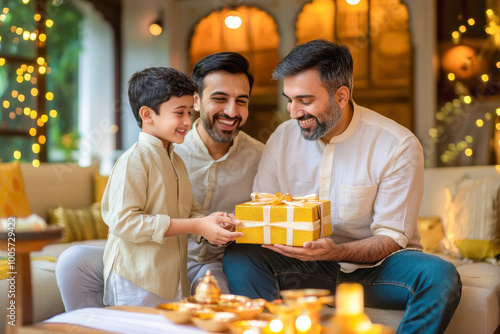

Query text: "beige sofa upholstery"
[1, 164, 499, 333]
[0, 163, 107, 332]
[367, 166, 500, 334]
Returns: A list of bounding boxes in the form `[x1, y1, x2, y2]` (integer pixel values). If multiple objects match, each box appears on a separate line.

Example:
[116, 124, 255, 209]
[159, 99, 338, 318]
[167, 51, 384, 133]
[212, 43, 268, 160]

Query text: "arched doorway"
[189, 6, 280, 142]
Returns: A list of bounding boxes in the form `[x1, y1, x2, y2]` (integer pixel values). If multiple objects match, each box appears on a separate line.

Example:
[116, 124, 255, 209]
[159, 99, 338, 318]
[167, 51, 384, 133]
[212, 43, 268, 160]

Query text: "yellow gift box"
[235, 192, 332, 246]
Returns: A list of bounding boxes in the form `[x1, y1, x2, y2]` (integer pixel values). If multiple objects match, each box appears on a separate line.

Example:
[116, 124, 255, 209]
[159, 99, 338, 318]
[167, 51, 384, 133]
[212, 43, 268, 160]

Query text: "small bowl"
[229, 299, 266, 320]
[229, 319, 271, 334]
[156, 302, 201, 324]
[192, 311, 238, 332]
[218, 294, 250, 308]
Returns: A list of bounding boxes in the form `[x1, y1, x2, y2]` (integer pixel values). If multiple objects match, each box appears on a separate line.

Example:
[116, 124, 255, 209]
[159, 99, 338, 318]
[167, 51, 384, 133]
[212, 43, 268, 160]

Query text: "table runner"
[44, 308, 206, 333]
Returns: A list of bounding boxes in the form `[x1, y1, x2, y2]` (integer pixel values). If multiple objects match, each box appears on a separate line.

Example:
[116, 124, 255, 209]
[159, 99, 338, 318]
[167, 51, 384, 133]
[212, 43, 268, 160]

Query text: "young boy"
[101, 67, 242, 307]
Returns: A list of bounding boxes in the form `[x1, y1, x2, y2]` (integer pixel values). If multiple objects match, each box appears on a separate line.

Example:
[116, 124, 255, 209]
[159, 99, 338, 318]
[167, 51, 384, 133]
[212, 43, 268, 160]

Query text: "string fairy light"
[426, 2, 500, 166]
[0, 1, 58, 166]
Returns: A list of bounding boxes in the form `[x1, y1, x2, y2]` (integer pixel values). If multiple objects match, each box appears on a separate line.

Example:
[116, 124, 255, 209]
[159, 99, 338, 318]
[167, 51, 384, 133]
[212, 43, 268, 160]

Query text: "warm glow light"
[22, 31, 30, 40]
[18, 94, 25, 102]
[496, 61, 500, 68]
[30, 110, 37, 119]
[497, 123, 500, 131]
[9, 112, 15, 119]
[34, 13, 41, 21]
[225, 12, 242, 29]
[37, 118, 44, 127]
[13, 151, 21, 160]
[476, 119, 484, 127]
[49, 109, 57, 118]
[24, 107, 30, 115]
[38, 135, 46, 144]
[496, 108, 500, 116]
[487, 9, 494, 16]
[11, 91, 18, 98]
[149, 23, 162, 36]
[16, 76, 23, 83]
[0, 58, 5, 66]
[46, 92, 54, 100]
[447, 73, 455, 81]
[28, 65, 34, 73]
[39, 66, 46, 74]
[32, 143, 40, 154]
[30, 32, 36, 40]
[295, 315, 312, 333]
[22, 0, 30, 3]
[468, 18, 475, 25]
[32, 159, 40, 168]
[269, 319, 283, 333]
[459, 25, 466, 33]
[16, 27, 23, 35]
[46, 19, 53, 27]
[15, 107, 22, 115]
[39, 33, 46, 42]
[465, 135, 474, 143]
[31, 88, 38, 96]
[3, 100, 9, 108]
[0, 14, 5, 22]
[37, 57, 45, 65]
[465, 148, 473, 156]
[41, 115, 48, 122]
[29, 128, 37, 136]
[3, 7, 9, 14]
[481, 74, 489, 82]
[451, 31, 460, 39]
[463, 96, 471, 104]
[346, 0, 361, 4]
[24, 73, 31, 81]
[109, 124, 119, 134]
[336, 283, 364, 316]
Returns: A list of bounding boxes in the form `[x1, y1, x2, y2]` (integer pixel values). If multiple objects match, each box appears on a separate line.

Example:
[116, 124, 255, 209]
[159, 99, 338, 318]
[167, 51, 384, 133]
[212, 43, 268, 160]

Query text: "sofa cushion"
[48, 203, 108, 243]
[0, 162, 32, 218]
[443, 174, 500, 260]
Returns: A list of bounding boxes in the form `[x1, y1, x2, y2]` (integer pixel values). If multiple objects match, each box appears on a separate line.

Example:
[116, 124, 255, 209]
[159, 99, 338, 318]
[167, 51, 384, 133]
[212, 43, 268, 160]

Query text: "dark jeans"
[223, 243, 462, 334]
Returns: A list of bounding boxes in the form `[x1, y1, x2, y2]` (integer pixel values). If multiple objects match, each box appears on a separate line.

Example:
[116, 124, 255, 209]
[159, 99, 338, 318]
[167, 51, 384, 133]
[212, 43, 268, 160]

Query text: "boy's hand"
[198, 213, 243, 244]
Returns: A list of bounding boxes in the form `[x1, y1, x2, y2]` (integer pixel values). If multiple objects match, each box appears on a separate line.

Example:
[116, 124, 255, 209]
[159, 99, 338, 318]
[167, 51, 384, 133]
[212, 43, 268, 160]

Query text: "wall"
[74, 0, 116, 172]
[113, 0, 438, 164]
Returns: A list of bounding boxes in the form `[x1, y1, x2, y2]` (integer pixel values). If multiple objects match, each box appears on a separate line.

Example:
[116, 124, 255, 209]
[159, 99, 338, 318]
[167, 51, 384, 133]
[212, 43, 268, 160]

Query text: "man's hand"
[262, 237, 337, 261]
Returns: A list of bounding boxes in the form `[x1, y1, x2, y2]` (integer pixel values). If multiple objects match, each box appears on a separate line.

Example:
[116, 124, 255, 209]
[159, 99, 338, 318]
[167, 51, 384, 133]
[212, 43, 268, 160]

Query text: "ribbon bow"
[249, 192, 319, 207]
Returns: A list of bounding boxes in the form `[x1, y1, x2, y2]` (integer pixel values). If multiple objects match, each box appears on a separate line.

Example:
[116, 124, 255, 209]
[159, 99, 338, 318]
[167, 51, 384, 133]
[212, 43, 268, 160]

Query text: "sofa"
[0, 163, 499, 333]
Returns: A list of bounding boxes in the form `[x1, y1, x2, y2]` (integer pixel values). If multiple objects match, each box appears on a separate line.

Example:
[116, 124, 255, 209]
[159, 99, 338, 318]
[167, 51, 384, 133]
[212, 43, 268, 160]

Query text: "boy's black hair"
[191, 52, 254, 98]
[272, 39, 353, 100]
[128, 67, 198, 128]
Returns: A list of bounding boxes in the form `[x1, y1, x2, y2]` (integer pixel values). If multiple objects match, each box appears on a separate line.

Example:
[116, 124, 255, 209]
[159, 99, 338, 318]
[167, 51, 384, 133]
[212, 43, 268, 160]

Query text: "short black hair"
[272, 39, 353, 99]
[128, 67, 198, 128]
[191, 52, 254, 98]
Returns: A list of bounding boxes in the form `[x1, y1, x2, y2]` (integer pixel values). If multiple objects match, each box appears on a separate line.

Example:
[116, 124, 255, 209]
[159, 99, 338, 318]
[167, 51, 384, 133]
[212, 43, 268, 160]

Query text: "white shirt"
[253, 103, 424, 252]
[174, 119, 265, 263]
[102, 132, 202, 300]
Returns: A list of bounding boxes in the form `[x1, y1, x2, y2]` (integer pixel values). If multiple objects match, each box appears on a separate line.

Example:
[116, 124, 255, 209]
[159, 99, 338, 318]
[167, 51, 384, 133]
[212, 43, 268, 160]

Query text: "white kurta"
[102, 132, 203, 300]
[174, 119, 265, 263]
[253, 103, 424, 262]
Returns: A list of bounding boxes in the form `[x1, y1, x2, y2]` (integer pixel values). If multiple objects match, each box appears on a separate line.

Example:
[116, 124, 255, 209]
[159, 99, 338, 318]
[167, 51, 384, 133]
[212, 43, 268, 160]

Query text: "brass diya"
[156, 301, 202, 324]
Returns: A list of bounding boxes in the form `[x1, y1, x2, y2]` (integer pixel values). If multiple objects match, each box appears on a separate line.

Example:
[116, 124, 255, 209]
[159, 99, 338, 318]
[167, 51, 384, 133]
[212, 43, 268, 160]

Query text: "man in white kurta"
[175, 118, 263, 293]
[223, 39, 461, 334]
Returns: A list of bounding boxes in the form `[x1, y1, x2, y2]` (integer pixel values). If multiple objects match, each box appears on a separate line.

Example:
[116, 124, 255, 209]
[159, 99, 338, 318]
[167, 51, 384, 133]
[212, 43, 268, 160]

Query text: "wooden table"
[0, 225, 63, 333]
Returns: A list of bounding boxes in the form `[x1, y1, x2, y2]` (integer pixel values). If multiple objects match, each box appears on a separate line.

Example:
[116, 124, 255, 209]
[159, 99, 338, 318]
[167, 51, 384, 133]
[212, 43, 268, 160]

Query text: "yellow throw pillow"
[417, 217, 444, 253]
[0, 162, 32, 218]
[94, 172, 109, 203]
[48, 203, 108, 243]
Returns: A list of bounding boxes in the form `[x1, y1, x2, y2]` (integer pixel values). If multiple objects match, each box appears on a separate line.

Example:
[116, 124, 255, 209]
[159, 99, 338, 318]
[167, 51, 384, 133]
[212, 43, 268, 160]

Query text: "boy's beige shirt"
[102, 132, 203, 300]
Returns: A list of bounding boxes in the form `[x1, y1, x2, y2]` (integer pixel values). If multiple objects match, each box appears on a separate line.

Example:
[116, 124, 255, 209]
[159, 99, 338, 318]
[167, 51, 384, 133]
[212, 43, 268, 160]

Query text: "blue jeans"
[223, 244, 461, 334]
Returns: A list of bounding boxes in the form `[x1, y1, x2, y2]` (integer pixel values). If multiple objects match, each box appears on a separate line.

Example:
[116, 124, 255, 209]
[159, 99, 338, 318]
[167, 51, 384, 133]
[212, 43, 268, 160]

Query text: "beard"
[201, 111, 245, 143]
[298, 100, 342, 141]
